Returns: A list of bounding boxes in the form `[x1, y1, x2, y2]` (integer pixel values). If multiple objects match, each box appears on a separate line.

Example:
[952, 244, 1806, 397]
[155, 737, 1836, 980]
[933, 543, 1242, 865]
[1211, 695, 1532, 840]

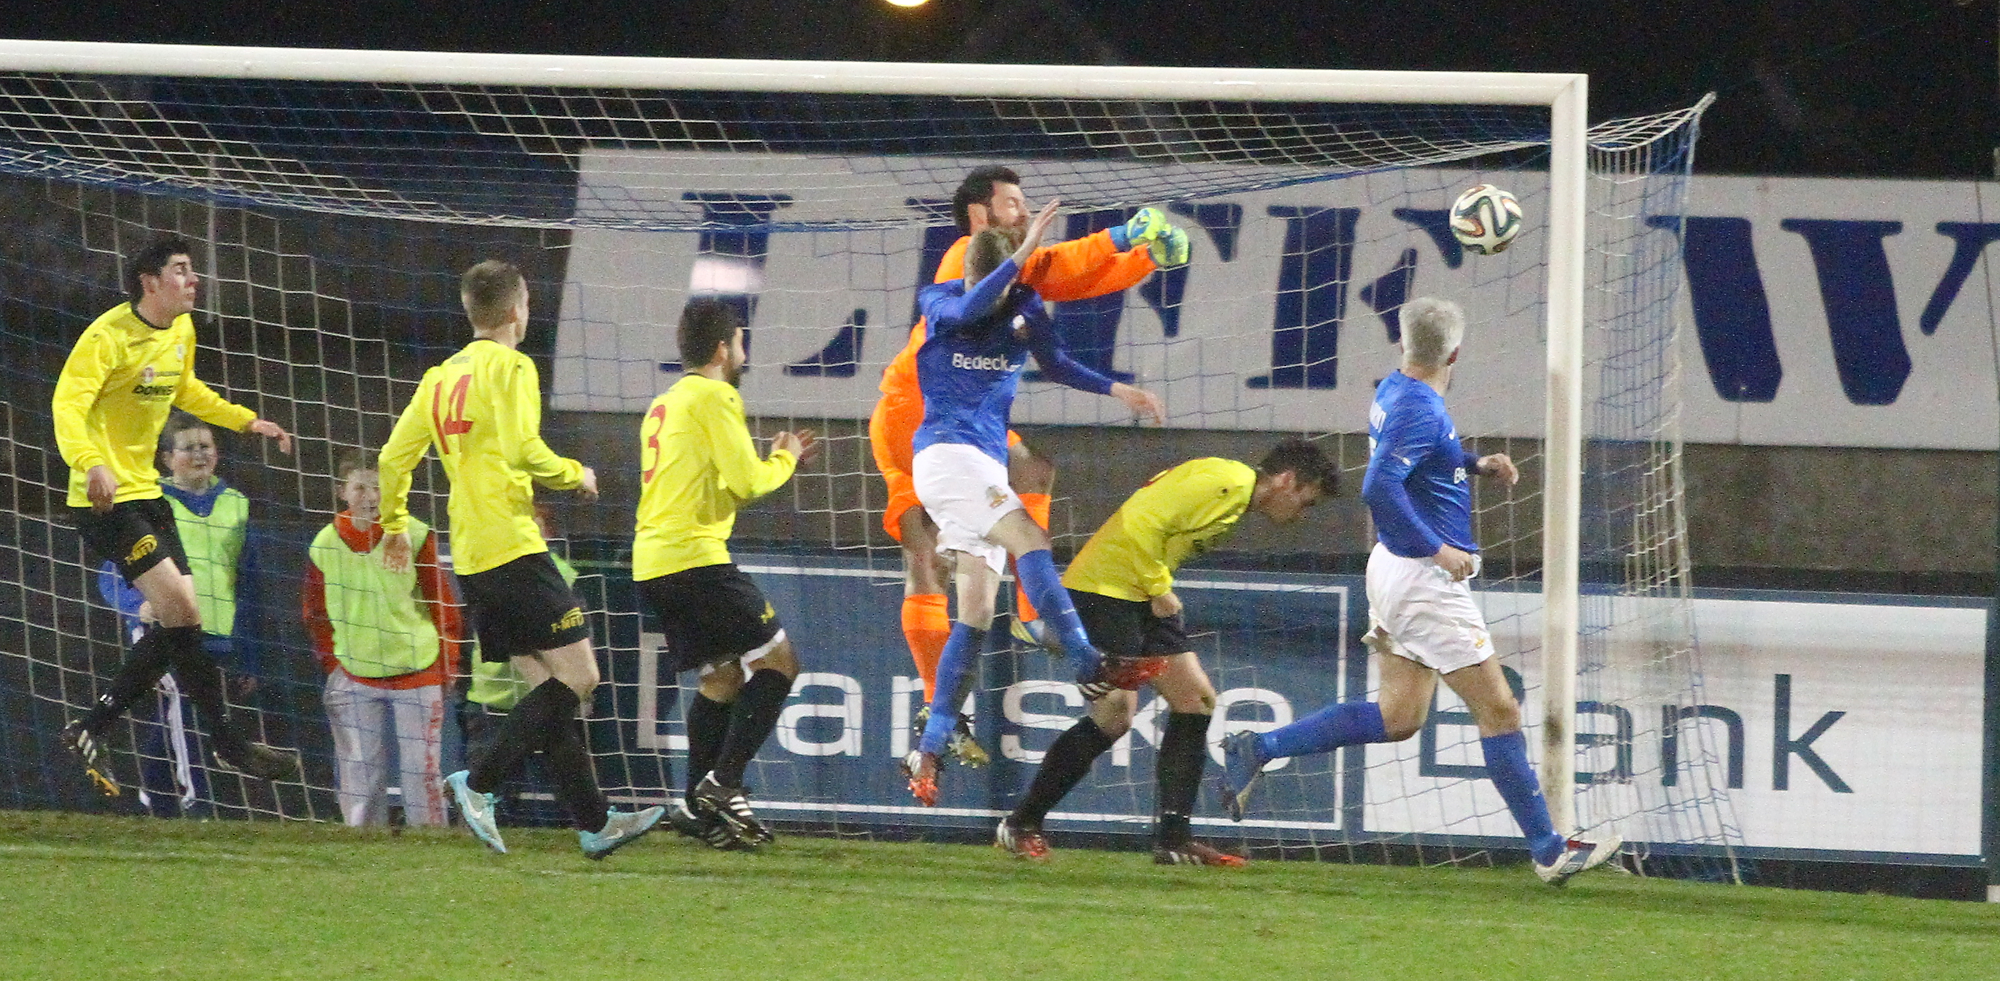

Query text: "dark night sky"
[7, 0, 1995, 179]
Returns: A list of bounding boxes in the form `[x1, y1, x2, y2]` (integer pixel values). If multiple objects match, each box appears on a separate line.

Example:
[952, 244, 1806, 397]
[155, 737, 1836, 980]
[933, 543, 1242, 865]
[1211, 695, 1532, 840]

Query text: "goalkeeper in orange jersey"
[870, 165, 1189, 766]
[993, 440, 1336, 866]
[54, 236, 298, 796]
[379, 259, 662, 859]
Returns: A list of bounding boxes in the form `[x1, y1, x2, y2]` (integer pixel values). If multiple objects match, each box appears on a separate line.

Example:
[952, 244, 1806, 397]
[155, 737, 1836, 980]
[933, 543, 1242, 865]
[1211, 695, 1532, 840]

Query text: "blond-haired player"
[379, 259, 661, 859]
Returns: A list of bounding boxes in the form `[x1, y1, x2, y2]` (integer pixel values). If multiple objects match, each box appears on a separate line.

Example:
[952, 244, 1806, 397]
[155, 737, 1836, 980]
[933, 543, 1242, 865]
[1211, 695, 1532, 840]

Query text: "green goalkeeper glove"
[1148, 225, 1190, 268]
[1111, 207, 1168, 252]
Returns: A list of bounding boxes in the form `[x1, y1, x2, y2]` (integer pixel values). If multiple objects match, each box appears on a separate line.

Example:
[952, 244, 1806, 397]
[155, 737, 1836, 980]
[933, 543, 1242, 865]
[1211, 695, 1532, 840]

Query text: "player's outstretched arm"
[704, 386, 802, 503]
[245, 418, 293, 455]
[1010, 198, 1062, 267]
[1475, 452, 1519, 486]
[170, 373, 264, 447]
[1109, 382, 1165, 425]
[1021, 207, 1178, 302]
[773, 429, 821, 467]
[1020, 297, 1166, 425]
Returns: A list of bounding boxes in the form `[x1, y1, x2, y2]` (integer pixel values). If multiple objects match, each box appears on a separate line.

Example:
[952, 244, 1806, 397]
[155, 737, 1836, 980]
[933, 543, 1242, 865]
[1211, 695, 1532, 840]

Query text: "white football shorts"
[912, 442, 1022, 574]
[1364, 541, 1494, 675]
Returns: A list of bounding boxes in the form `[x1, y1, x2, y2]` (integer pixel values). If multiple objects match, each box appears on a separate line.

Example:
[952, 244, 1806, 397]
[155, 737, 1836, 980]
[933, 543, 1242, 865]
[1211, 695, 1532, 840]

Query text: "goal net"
[0, 42, 1736, 877]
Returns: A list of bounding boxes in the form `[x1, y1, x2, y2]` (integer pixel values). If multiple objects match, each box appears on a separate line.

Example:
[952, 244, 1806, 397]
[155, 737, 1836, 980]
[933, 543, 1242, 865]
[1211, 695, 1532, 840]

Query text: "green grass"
[1, 811, 1996, 981]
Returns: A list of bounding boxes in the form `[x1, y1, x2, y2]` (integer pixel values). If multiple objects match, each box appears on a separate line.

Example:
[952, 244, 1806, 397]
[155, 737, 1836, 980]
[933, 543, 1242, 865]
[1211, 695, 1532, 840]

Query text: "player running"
[54, 236, 298, 795]
[381, 259, 662, 860]
[898, 201, 1167, 805]
[871, 166, 1187, 767]
[995, 441, 1336, 866]
[636, 298, 818, 850]
[1219, 297, 1622, 886]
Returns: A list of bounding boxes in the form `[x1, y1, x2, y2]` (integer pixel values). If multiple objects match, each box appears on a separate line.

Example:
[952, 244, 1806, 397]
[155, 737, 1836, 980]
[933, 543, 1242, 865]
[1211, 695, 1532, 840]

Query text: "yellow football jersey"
[1062, 457, 1256, 602]
[51, 303, 256, 507]
[633, 374, 796, 581]
[378, 339, 582, 576]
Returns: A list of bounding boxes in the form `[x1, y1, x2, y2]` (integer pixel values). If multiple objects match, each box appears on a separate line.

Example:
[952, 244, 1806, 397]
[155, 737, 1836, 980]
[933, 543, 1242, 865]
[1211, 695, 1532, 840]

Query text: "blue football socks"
[1257, 701, 1387, 761]
[1014, 548, 1100, 679]
[1481, 730, 1566, 865]
[920, 623, 987, 755]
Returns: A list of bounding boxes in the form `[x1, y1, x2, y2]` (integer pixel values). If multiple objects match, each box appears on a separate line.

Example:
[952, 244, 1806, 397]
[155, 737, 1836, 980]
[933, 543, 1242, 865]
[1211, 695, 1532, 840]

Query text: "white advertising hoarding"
[555, 151, 2000, 450]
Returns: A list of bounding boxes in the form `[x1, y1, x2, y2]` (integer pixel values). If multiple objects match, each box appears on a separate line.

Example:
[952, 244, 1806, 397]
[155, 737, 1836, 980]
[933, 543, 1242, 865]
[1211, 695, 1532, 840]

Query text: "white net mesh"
[0, 55, 1734, 878]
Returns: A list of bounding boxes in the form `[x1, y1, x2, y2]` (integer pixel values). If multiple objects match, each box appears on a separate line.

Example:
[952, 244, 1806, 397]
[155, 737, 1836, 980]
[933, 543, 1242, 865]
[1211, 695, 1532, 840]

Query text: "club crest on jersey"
[986, 485, 1008, 508]
[140, 366, 155, 384]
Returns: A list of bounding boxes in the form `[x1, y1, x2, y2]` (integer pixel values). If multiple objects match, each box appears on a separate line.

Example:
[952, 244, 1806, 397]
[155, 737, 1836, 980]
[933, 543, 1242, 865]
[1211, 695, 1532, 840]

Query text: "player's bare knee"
[1382, 716, 1424, 743]
[538, 641, 599, 699]
[152, 600, 202, 629]
[558, 662, 600, 701]
[138, 570, 202, 627]
[1380, 701, 1428, 742]
[1157, 660, 1216, 714]
[955, 597, 995, 627]
[952, 556, 999, 624]
[748, 638, 799, 679]
[1469, 697, 1521, 736]
[511, 654, 552, 689]
[1088, 691, 1136, 737]
[698, 659, 746, 701]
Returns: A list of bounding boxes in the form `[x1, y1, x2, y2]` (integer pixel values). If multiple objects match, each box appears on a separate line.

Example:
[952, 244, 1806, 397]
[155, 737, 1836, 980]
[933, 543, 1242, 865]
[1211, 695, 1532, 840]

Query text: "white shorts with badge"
[1365, 541, 1493, 675]
[912, 442, 1022, 574]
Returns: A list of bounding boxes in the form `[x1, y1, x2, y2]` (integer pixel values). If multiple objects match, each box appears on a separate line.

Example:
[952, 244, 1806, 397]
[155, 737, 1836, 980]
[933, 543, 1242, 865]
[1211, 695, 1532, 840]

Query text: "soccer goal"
[0, 40, 1735, 878]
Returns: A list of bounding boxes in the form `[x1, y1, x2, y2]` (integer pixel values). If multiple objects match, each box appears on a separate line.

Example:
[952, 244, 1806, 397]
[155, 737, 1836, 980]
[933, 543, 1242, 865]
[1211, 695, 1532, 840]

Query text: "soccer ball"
[1449, 184, 1523, 255]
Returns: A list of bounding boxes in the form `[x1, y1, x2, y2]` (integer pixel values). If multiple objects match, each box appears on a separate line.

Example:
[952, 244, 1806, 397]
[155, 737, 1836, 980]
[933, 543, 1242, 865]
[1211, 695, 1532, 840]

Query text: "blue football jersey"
[913, 257, 1115, 463]
[1362, 370, 1481, 558]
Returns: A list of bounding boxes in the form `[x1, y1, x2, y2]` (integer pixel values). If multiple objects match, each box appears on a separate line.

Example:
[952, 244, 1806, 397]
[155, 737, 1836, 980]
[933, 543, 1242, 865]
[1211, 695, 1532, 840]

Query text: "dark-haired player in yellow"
[55, 235, 297, 795]
[994, 440, 1336, 866]
[379, 259, 662, 860]
[638, 298, 818, 849]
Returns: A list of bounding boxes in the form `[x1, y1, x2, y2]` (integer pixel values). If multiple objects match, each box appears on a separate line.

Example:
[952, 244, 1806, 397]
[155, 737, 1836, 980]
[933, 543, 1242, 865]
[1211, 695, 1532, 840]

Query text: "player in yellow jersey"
[637, 298, 818, 849]
[378, 259, 662, 859]
[993, 440, 1336, 866]
[54, 236, 298, 795]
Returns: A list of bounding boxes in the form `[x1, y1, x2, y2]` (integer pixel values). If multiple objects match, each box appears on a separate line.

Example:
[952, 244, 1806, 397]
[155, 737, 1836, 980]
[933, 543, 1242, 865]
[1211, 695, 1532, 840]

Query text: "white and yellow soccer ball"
[1449, 184, 1523, 255]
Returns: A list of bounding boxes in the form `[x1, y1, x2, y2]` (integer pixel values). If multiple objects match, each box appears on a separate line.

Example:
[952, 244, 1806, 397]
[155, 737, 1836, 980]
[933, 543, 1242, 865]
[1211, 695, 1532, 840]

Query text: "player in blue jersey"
[899, 200, 1166, 805]
[1219, 297, 1622, 886]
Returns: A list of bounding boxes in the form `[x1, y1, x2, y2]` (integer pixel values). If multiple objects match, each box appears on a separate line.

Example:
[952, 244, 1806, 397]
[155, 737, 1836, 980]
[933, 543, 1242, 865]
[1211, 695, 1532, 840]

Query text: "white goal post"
[0, 39, 1592, 832]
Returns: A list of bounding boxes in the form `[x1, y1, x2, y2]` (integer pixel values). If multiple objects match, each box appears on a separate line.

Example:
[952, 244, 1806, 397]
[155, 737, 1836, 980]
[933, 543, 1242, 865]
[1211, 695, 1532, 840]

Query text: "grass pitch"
[1, 810, 1995, 981]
